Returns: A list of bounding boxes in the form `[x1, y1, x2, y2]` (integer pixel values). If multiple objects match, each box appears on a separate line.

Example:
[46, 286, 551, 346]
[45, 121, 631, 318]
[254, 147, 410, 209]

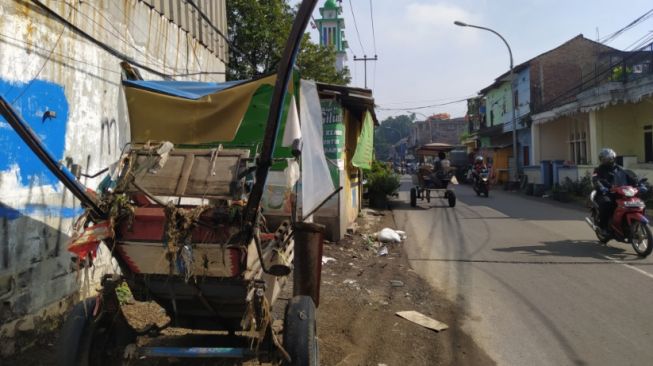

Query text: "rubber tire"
[410, 188, 417, 207]
[447, 191, 456, 207]
[630, 221, 653, 257]
[56, 297, 135, 366]
[592, 209, 610, 244]
[57, 298, 97, 366]
[283, 295, 318, 366]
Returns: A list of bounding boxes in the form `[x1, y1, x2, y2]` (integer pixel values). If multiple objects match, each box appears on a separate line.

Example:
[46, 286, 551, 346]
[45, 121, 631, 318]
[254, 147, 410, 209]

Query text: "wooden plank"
[175, 153, 195, 196]
[396, 311, 449, 332]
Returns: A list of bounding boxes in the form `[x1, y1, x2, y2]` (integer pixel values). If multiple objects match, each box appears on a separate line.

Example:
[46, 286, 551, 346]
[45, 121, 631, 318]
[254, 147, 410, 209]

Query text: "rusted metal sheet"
[293, 222, 325, 307]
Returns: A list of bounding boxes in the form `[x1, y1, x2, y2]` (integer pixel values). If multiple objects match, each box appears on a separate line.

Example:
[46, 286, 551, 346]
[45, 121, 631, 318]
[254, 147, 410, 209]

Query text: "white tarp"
[300, 80, 335, 220]
[282, 95, 301, 146]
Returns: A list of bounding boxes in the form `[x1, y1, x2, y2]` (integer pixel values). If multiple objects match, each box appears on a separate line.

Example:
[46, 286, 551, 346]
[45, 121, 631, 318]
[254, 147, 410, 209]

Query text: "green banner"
[352, 111, 374, 170]
[321, 99, 344, 186]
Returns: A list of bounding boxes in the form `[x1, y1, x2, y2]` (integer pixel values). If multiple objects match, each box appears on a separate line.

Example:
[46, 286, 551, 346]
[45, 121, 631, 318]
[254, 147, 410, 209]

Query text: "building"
[407, 114, 466, 156]
[315, 0, 348, 72]
[470, 34, 615, 183]
[0, 1, 227, 355]
[315, 83, 377, 241]
[530, 47, 653, 186]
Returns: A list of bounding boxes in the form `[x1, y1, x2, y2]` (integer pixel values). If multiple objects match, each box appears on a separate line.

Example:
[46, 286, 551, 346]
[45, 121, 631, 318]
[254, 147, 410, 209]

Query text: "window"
[568, 120, 588, 165]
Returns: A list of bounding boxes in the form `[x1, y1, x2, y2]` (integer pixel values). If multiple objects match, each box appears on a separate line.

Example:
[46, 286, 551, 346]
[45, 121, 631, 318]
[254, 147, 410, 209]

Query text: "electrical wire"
[600, 8, 653, 44]
[10, 6, 72, 104]
[347, 0, 366, 55]
[377, 97, 470, 111]
[185, 0, 256, 70]
[369, 0, 377, 55]
[30, 0, 171, 78]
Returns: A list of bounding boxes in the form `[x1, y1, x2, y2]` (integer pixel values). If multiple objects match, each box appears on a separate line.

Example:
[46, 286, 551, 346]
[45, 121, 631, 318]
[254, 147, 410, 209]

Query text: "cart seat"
[126, 147, 250, 200]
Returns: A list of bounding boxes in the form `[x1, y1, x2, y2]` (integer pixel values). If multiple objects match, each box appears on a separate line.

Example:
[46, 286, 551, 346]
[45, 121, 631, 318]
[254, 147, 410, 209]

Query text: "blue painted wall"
[0, 79, 69, 186]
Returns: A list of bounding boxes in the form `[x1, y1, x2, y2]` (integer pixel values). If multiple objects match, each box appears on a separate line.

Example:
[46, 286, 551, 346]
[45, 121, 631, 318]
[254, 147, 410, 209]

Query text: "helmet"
[475, 156, 484, 163]
[599, 148, 616, 167]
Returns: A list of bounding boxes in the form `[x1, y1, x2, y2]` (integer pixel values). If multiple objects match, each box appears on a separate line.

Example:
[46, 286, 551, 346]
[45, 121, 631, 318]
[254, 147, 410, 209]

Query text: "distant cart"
[410, 143, 457, 208]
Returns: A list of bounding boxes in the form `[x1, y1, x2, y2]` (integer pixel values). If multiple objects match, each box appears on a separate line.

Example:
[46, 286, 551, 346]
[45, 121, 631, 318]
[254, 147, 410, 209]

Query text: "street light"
[454, 20, 519, 185]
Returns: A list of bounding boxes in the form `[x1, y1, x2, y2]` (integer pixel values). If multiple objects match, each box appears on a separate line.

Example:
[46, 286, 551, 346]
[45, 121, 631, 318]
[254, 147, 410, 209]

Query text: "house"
[314, 83, 377, 241]
[470, 35, 615, 183]
[407, 114, 466, 158]
[0, 1, 228, 354]
[531, 47, 653, 186]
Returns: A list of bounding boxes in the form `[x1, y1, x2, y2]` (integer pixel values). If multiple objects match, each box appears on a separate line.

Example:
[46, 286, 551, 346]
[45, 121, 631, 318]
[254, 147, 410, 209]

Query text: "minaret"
[315, 0, 348, 72]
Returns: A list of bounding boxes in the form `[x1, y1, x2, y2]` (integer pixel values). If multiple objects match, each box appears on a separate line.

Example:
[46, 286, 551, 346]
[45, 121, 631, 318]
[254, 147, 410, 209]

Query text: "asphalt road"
[393, 176, 653, 366]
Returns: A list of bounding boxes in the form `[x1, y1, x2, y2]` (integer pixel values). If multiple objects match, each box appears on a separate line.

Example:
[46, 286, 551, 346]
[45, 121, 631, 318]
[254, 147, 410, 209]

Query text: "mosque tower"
[315, 0, 348, 71]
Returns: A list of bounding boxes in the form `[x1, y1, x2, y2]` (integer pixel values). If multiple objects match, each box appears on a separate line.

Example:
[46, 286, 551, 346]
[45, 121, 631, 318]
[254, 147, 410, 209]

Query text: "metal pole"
[454, 21, 519, 184]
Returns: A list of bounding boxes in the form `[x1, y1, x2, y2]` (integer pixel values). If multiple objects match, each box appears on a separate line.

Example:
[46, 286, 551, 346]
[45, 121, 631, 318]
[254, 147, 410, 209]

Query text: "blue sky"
[303, 0, 653, 121]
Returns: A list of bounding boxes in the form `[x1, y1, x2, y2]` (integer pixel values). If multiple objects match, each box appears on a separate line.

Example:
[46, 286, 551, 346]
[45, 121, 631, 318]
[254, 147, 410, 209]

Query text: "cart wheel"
[283, 295, 318, 366]
[410, 188, 417, 207]
[447, 190, 456, 207]
[57, 297, 135, 366]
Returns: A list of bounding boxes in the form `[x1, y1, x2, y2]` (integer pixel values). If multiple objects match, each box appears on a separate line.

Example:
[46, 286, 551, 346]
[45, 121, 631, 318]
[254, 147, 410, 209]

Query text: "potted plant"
[364, 161, 401, 209]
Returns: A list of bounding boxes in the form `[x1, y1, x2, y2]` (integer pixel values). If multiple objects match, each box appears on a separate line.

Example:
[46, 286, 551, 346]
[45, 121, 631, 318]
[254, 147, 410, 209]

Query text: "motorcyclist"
[592, 148, 645, 233]
[471, 156, 487, 183]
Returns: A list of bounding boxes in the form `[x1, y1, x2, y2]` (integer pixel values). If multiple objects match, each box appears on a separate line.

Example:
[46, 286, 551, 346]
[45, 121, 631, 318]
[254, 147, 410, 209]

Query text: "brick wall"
[529, 36, 614, 112]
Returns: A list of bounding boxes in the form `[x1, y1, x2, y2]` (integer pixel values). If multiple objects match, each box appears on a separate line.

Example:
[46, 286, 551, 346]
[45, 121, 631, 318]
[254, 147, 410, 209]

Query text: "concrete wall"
[535, 118, 568, 162]
[485, 81, 513, 128]
[594, 97, 653, 163]
[0, 0, 226, 355]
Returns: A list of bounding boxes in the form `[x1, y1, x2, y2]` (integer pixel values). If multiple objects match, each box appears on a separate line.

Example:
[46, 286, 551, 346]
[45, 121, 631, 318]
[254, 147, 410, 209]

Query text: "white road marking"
[600, 254, 653, 280]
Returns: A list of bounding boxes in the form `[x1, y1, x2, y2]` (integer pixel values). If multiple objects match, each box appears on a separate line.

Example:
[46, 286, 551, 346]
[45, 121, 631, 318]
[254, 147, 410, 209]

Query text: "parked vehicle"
[0, 1, 325, 364]
[473, 168, 491, 197]
[585, 181, 653, 257]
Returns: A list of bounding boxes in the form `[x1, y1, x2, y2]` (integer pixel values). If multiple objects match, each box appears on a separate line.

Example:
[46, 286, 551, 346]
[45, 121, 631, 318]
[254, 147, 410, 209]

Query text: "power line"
[377, 97, 469, 111]
[347, 0, 366, 54]
[185, 0, 256, 70]
[380, 94, 477, 106]
[31, 0, 171, 78]
[369, 0, 377, 55]
[600, 8, 653, 44]
[9, 6, 72, 104]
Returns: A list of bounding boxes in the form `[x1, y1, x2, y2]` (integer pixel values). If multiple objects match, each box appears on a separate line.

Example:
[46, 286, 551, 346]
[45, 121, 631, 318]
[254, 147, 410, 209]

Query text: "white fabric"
[282, 95, 301, 147]
[300, 80, 335, 219]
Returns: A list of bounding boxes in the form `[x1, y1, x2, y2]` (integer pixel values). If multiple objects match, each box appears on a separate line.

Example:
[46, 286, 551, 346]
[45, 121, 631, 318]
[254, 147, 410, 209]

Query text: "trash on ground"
[378, 246, 388, 256]
[389, 280, 404, 287]
[373, 228, 406, 243]
[322, 256, 336, 265]
[396, 310, 448, 332]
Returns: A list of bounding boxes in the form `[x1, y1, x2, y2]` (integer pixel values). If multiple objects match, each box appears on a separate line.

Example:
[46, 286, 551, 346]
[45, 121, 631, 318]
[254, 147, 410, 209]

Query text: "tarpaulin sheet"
[122, 79, 247, 99]
[300, 80, 334, 218]
[351, 111, 374, 170]
[123, 75, 280, 144]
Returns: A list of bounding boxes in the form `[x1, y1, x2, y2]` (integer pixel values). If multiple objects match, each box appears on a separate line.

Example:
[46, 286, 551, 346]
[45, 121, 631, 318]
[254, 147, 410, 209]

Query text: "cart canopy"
[123, 75, 294, 145]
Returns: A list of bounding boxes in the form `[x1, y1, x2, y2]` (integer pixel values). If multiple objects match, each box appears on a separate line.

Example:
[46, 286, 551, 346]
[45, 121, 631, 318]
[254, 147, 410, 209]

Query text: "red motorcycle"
[586, 181, 653, 257]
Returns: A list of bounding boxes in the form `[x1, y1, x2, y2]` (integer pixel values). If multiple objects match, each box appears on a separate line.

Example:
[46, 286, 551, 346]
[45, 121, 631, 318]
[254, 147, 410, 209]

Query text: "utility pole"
[353, 54, 378, 89]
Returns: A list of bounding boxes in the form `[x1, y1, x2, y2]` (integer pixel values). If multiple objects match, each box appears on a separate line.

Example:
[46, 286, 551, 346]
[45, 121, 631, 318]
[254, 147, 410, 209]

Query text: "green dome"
[324, 0, 338, 9]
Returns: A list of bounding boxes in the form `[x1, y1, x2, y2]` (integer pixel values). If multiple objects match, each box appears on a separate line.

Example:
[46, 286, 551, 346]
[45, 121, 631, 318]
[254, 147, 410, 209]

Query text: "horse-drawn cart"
[0, 1, 327, 365]
[409, 143, 457, 208]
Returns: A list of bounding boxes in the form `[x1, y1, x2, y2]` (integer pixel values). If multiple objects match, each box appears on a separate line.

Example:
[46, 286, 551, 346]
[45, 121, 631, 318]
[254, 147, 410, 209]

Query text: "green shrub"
[364, 161, 400, 197]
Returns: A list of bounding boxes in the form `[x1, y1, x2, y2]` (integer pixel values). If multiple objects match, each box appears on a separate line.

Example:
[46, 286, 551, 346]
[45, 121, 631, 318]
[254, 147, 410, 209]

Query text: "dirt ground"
[2, 208, 493, 366]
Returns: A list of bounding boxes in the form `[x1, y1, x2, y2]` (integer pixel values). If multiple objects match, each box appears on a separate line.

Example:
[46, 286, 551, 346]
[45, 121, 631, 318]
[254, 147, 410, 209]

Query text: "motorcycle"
[472, 168, 490, 197]
[585, 180, 653, 257]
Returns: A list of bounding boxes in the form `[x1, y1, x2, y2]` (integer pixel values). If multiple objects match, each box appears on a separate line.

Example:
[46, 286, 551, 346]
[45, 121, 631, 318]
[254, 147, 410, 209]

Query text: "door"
[644, 125, 653, 163]
[645, 125, 653, 163]
[523, 146, 530, 166]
